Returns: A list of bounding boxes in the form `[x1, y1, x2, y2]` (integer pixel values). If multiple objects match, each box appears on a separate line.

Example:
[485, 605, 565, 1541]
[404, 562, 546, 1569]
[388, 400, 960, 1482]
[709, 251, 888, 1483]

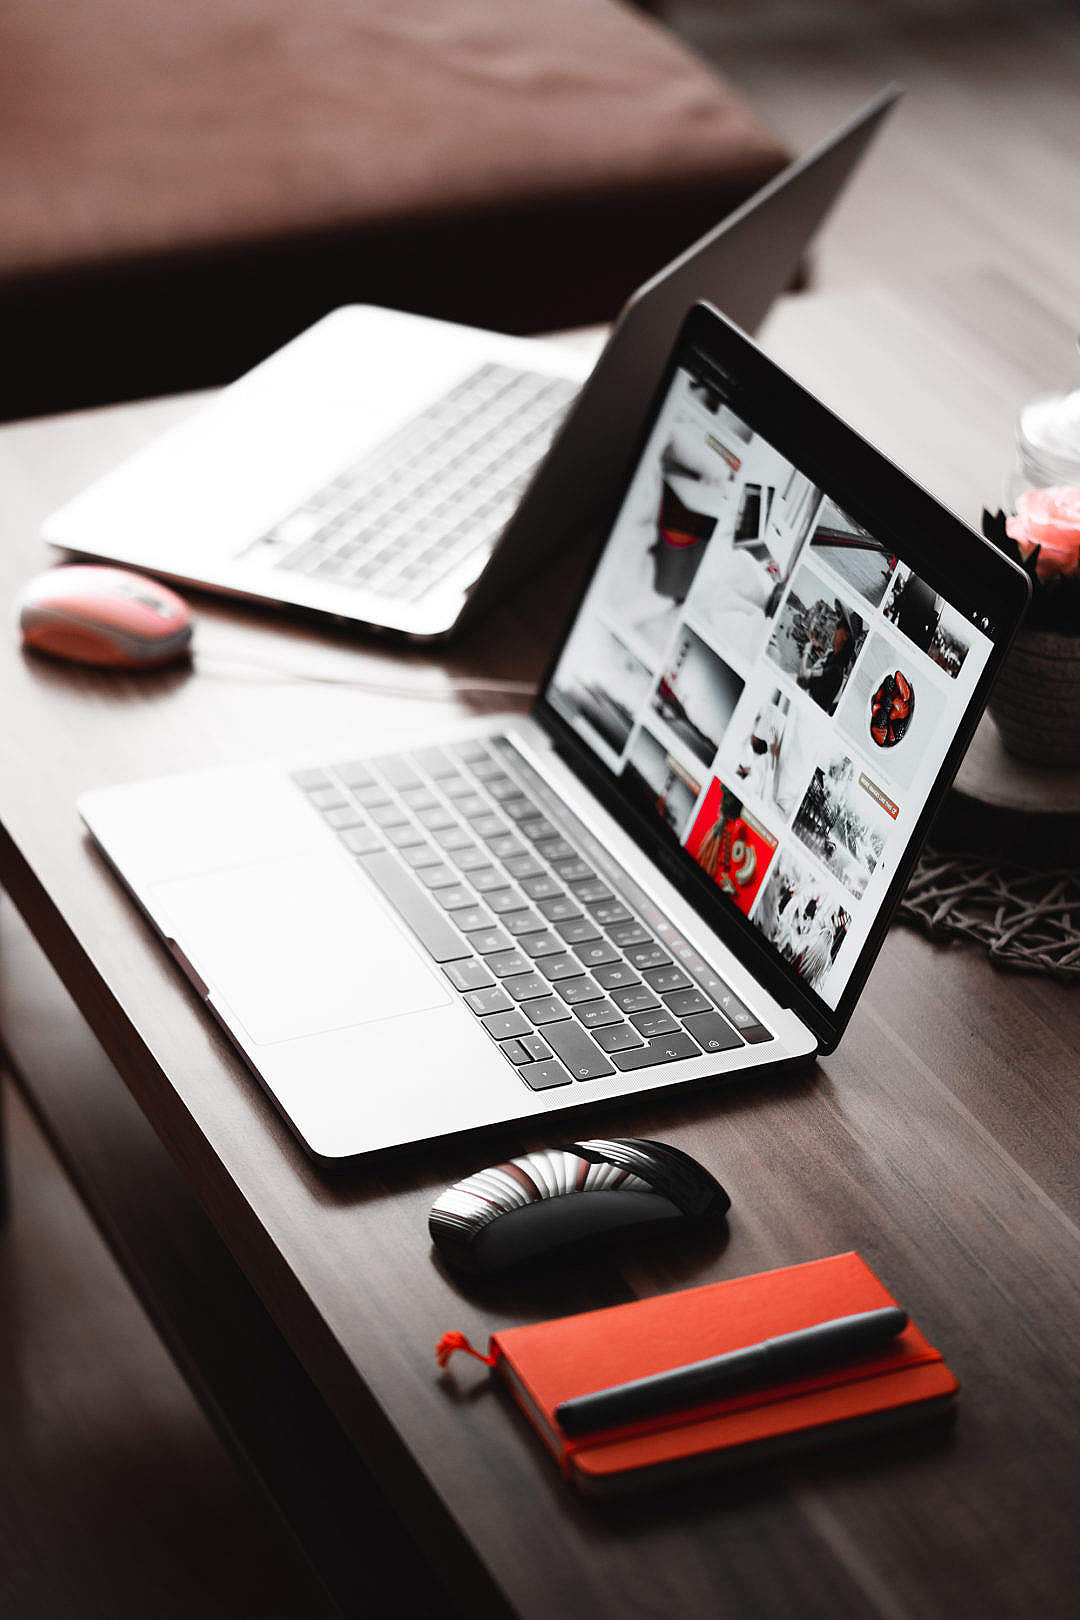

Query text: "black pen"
[555, 1306, 909, 1437]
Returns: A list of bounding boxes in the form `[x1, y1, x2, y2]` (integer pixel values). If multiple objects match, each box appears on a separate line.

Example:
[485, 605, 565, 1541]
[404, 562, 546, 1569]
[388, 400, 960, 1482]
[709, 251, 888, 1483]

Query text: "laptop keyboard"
[237, 364, 578, 603]
[291, 737, 772, 1093]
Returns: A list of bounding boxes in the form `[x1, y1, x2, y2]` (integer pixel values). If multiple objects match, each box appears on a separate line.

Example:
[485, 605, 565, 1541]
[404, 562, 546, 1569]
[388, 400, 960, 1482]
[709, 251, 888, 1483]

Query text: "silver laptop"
[80, 301, 1028, 1160]
[44, 91, 899, 643]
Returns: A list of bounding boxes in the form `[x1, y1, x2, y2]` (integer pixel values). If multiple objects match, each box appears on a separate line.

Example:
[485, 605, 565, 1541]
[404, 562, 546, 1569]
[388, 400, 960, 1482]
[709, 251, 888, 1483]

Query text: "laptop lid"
[466, 87, 900, 626]
[534, 301, 1029, 1054]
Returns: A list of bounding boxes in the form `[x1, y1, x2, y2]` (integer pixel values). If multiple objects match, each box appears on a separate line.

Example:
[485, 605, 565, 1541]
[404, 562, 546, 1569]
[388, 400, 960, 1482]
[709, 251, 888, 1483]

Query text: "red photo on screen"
[685, 778, 778, 915]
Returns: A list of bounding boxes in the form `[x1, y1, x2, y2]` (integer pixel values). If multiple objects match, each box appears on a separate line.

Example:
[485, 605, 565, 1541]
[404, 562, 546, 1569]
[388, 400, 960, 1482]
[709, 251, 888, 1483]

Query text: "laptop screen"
[544, 348, 995, 1012]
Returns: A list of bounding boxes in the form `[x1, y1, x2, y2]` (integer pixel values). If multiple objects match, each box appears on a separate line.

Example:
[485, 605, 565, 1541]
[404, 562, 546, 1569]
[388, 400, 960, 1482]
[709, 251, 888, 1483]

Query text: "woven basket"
[988, 628, 1080, 765]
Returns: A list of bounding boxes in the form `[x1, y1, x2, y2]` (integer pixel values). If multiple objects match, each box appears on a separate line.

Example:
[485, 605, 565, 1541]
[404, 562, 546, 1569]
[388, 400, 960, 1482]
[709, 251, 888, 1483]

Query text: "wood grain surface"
[2, 276, 1078, 1620]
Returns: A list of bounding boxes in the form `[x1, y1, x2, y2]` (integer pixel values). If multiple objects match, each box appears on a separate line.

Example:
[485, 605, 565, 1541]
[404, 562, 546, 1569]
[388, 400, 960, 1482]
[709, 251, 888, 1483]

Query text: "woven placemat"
[897, 846, 1080, 982]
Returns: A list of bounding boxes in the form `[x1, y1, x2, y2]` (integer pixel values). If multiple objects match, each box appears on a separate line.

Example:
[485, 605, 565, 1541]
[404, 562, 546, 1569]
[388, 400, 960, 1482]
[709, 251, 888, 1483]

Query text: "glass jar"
[1004, 387, 1080, 511]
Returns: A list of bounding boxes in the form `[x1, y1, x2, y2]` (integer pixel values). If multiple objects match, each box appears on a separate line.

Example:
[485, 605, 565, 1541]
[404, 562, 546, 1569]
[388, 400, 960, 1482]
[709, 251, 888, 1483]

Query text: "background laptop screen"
[545, 352, 993, 1010]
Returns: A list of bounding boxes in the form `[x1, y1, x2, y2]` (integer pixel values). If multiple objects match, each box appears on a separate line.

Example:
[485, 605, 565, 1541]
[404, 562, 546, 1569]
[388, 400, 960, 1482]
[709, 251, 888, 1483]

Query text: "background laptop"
[79, 301, 1028, 1161]
[43, 91, 899, 644]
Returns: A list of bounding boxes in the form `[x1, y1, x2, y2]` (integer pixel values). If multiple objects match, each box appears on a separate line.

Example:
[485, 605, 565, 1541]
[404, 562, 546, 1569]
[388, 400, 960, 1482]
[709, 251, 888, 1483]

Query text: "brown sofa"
[0, 0, 789, 420]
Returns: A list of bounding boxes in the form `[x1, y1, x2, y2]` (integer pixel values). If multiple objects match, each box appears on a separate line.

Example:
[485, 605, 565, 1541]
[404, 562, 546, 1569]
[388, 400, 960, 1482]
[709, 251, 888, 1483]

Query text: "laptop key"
[335, 763, 378, 793]
[681, 1011, 744, 1053]
[519, 1059, 571, 1092]
[418, 864, 458, 890]
[522, 931, 562, 958]
[573, 940, 620, 968]
[543, 1022, 615, 1080]
[401, 842, 442, 869]
[610, 1032, 700, 1071]
[487, 949, 530, 978]
[556, 974, 602, 1005]
[739, 1023, 774, 1045]
[465, 986, 512, 1016]
[521, 874, 563, 901]
[470, 867, 506, 894]
[540, 954, 583, 981]
[291, 768, 334, 792]
[631, 1008, 680, 1038]
[576, 881, 614, 906]
[467, 754, 504, 779]
[625, 943, 671, 971]
[593, 962, 638, 991]
[470, 927, 512, 955]
[369, 802, 408, 829]
[453, 906, 494, 933]
[527, 998, 572, 1025]
[520, 816, 557, 843]
[433, 825, 473, 851]
[593, 1024, 645, 1053]
[557, 917, 601, 944]
[444, 959, 495, 993]
[555, 859, 594, 884]
[574, 999, 622, 1030]
[504, 973, 549, 1002]
[500, 1039, 531, 1066]
[591, 900, 631, 927]
[607, 920, 650, 948]
[541, 839, 577, 865]
[310, 786, 348, 810]
[486, 888, 525, 915]
[435, 885, 477, 912]
[324, 805, 363, 829]
[450, 844, 488, 872]
[356, 851, 471, 963]
[503, 853, 543, 880]
[481, 1009, 531, 1041]
[519, 1033, 552, 1062]
[384, 823, 424, 849]
[611, 985, 659, 1014]
[502, 909, 545, 937]
[644, 965, 692, 995]
[538, 895, 581, 923]
[663, 987, 712, 1016]
[471, 814, 506, 839]
[401, 787, 438, 811]
[340, 825, 383, 855]
[355, 783, 392, 808]
[417, 806, 455, 831]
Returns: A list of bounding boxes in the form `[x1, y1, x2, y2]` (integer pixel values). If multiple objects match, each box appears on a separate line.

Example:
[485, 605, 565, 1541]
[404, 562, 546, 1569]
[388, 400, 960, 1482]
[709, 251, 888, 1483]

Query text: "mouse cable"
[192, 650, 537, 702]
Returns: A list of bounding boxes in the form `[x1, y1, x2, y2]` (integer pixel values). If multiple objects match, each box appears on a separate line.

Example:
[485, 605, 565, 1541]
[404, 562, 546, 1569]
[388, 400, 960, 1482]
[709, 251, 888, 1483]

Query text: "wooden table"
[2, 274, 1078, 1620]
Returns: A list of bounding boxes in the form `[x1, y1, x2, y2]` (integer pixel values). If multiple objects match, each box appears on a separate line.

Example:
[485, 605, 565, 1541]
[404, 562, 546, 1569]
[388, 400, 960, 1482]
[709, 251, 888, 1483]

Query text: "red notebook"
[438, 1253, 958, 1493]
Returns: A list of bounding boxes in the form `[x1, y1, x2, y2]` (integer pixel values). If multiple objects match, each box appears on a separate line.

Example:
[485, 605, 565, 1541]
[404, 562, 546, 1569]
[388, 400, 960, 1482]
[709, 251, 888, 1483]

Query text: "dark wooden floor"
[0, 1077, 329, 1620]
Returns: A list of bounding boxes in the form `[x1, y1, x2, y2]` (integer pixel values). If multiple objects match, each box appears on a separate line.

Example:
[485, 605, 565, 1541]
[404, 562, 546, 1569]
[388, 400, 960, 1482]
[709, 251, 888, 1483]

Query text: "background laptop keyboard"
[291, 737, 772, 1093]
[238, 364, 578, 603]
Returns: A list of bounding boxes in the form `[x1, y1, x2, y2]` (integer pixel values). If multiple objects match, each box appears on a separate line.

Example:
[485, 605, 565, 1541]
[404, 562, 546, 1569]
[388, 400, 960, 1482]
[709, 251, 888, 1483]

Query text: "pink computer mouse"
[18, 566, 193, 669]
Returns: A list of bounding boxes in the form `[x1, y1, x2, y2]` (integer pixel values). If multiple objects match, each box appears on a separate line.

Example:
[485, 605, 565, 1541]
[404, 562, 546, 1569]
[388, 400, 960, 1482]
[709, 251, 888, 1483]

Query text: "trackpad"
[152, 855, 451, 1044]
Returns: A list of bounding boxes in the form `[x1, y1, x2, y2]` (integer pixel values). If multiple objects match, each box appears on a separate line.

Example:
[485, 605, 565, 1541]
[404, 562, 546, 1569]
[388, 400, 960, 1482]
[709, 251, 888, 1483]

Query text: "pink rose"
[1006, 485, 1080, 579]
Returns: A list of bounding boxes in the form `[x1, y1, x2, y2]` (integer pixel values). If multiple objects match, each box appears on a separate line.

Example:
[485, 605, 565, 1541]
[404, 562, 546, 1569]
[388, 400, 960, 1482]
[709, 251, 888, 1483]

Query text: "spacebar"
[357, 851, 472, 963]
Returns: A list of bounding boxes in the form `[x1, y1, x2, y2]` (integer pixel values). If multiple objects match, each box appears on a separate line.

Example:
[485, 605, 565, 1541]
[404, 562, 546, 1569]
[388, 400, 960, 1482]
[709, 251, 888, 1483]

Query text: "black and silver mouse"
[429, 1138, 730, 1274]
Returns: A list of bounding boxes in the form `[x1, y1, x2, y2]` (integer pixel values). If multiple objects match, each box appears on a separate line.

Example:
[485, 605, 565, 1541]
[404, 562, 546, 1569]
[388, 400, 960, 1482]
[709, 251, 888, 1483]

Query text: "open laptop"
[43, 91, 899, 644]
[80, 301, 1029, 1160]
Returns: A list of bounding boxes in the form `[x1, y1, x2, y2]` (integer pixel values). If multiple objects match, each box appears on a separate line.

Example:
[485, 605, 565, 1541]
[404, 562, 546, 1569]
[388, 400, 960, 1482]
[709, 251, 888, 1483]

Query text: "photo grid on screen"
[547, 360, 993, 1009]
